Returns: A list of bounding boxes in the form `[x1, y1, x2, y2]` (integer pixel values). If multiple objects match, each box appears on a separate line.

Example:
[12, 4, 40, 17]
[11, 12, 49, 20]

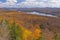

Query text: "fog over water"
[27, 12, 58, 18]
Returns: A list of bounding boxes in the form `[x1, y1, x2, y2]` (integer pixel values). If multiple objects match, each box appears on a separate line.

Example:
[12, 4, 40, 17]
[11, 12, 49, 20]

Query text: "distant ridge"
[0, 8, 60, 16]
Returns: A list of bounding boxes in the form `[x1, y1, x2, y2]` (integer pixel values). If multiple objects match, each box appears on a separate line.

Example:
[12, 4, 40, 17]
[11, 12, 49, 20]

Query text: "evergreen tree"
[9, 21, 22, 40]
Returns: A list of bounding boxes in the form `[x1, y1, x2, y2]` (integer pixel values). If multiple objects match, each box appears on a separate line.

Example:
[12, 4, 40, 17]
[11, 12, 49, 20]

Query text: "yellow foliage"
[33, 28, 41, 39]
[0, 16, 2, 22]
[21, 27, 41, 40]
[21, 27, 32, 40]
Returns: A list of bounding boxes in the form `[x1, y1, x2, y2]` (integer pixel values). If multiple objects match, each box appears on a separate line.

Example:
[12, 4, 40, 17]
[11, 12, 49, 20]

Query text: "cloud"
[5, 0, 17, 5]
[17, 0, 47, 8]
[0, 2, 6, 8]
[0, 0, 18, 8]
[0, 0, 60, 8]
[47, 0, 60, 7]
[26, 0, 36, 2]
[17, 0, 60, 8]
[48, 0, 60, 2]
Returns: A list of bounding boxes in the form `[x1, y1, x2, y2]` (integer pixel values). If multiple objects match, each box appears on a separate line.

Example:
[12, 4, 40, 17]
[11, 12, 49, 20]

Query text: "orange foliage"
[33, 28, 41, 39]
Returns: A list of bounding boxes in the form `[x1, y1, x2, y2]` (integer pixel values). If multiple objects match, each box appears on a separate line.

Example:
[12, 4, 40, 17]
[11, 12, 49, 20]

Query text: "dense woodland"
[0, 10, 60, 40]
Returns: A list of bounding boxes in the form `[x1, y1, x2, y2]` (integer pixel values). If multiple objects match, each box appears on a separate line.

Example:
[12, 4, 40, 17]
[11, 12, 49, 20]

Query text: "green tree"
[54, 33, 60, 40]
[9, 21, 22, 40]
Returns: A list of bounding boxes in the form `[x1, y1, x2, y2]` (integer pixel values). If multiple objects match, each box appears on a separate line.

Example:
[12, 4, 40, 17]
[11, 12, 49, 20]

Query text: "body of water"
[27, 12, 58, 18]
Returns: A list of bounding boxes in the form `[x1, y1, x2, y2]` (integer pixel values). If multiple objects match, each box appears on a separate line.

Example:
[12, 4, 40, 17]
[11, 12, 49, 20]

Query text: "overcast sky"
[0, 0, 60, 8]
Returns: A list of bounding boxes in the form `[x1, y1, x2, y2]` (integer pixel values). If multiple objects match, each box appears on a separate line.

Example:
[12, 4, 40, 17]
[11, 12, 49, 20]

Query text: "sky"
[0, 0, 60, 8]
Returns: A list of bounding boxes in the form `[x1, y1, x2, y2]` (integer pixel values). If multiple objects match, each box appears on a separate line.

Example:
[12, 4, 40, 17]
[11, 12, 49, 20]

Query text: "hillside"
[1, 8, 60, 16]
[0, 10, 60, 40]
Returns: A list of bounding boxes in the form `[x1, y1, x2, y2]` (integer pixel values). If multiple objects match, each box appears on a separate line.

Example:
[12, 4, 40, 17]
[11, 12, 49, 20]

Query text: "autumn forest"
[0, 10, 60, 40]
